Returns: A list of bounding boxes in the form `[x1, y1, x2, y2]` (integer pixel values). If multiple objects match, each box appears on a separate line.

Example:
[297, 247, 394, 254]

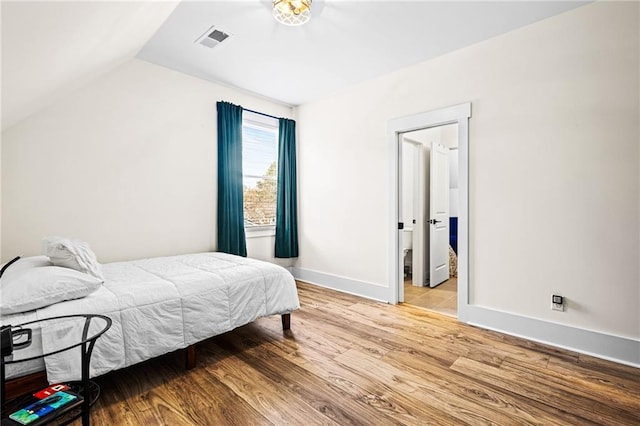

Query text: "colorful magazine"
[8, 391, 80, 425]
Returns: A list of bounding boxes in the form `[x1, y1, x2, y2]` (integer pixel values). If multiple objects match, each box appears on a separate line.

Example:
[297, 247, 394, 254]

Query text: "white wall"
[296, 1, 639, 343]
[2, 59, 294, 265]
[0, 131, 2, 262]
[0, 2, 3, 262]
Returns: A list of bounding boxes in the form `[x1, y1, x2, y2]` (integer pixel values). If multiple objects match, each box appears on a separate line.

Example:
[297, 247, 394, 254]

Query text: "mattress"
[1, 252, 300, 383]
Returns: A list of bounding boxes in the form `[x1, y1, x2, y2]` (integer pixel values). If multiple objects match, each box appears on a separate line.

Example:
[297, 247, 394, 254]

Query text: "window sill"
[245, 226, 275, 238]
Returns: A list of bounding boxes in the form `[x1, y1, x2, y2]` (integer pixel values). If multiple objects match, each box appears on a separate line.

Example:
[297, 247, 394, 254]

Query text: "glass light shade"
[273, 0, 312, 26]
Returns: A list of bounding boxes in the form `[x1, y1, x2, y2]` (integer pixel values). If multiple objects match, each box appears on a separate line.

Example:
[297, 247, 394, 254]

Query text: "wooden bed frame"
[4, 313, 291, 399]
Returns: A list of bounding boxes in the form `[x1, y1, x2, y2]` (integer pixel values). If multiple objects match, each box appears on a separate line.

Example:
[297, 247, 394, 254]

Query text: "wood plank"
[96, 365, 172, 425]
[547, 355, 640, 394]
[292, 313, 392, 359]
[501, 356, 640, 417]
[338, 348, 562, 426]
[227, 324, 461, 425]
[213, 332, 401, 425]
[74, 281, 639, 425]
[450, 356, 638, 425]
[348, 302, 554, 367]
[576, 353, 640, 382]
[200, 344, 339, 425]
[174, 366, 272, 425]
[297, 283, 362, 307]
[384, 349, 590, 425]
[299, 302, 460, 366]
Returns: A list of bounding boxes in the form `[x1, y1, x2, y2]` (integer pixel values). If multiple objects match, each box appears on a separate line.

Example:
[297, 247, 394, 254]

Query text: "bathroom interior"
[401, 123, 458, 317]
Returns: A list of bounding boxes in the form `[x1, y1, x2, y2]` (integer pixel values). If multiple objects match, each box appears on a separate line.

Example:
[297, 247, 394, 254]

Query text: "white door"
[429, 142, 450, 287]
[412, 143, 426, 286]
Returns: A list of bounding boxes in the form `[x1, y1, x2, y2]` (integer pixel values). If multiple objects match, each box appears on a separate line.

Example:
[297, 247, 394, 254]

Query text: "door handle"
[429, 219, 442, 225]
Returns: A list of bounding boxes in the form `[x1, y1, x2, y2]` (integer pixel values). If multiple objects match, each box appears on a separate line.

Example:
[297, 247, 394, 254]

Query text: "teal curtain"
[217, 101, 247, 257]
[275, 118, 299, 258]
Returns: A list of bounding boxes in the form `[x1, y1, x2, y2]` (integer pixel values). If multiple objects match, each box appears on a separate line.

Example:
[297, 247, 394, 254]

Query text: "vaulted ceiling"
[1, 0, 179, 131]
[1, 1, 589, 132]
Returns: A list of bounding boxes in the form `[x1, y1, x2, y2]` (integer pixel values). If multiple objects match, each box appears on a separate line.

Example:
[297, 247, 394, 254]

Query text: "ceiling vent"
[195, 26, 232, 49]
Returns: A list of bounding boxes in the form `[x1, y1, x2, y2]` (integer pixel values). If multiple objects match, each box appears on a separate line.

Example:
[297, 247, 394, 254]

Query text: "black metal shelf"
[1, 315, 111, 426]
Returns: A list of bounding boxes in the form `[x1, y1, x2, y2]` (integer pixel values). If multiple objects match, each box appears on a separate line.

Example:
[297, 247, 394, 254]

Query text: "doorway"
[388, 103, 471, 322]
[401, 124, 459, 316]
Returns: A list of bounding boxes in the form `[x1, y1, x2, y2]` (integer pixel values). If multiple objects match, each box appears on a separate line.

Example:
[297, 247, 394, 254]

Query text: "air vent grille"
[196, 26, 232, 49]
[208, 30, 229, 43]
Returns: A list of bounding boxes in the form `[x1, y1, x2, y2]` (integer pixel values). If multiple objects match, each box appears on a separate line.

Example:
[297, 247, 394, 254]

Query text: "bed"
[1, 250, 300, 388]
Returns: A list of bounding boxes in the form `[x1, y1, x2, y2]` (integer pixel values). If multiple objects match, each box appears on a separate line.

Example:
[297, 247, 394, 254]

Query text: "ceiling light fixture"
[273, 0, 312, 26]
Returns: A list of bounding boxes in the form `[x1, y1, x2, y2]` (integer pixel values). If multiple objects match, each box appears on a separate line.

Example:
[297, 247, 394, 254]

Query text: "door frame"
[387, 103, 471, 321]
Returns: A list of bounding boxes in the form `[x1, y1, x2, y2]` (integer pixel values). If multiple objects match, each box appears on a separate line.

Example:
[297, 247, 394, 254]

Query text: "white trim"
[456, 114, 470, 322]
[466, 306, 640, 367]
[245, 226, 275, 238]
[294, 273, 640, 366]
[291, 267, 389, 302]
[387, 103, 471, 322]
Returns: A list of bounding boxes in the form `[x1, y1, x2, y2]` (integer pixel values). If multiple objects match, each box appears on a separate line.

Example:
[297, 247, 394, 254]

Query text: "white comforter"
[2, 252, 300, 383]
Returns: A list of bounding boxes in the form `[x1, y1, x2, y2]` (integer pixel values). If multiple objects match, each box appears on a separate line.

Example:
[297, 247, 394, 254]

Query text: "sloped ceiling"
[1, 1, 590, 131]
[1, 0, 179, 131]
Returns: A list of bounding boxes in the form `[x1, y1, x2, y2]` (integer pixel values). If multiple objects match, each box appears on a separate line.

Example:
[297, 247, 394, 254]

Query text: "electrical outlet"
[551, 294, 564, 312]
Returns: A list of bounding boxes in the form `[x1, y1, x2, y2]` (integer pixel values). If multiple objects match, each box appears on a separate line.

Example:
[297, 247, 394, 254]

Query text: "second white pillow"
[42, 237, 104, 281]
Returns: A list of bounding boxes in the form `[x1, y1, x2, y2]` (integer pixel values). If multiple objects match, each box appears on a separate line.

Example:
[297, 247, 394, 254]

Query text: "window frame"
[241, 111, 279, 237]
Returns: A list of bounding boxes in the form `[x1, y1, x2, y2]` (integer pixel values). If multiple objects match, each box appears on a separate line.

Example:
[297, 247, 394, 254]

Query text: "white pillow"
[42, 237, 104, 281]
[0, 256, 22, 281]
[0, 266, 102, 315]
[2, 255, 52, 274]
[1, 255, 53, 289]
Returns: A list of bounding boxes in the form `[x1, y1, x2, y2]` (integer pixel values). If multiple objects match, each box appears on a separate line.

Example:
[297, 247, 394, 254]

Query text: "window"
[242, 112, 278, 230]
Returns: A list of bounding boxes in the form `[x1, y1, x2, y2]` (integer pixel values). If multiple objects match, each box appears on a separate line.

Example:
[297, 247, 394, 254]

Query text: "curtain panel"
[275, 118, 299, 258]
[216, 101, 247, 257]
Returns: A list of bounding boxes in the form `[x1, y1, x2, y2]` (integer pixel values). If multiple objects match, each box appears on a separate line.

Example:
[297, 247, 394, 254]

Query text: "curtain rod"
[242, 107, 282, 121]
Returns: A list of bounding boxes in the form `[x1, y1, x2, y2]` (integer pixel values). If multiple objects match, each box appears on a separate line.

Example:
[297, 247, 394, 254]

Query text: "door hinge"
[398, 222, 404, 230]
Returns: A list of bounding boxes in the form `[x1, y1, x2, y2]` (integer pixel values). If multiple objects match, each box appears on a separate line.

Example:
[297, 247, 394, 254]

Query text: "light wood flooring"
[404, 278, 457, 317]
[88, 282, 639, 425]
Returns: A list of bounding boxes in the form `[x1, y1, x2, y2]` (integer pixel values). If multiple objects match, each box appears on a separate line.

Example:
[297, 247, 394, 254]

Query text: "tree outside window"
[243, 161, 277, 226]
[242, 119, 278, 228]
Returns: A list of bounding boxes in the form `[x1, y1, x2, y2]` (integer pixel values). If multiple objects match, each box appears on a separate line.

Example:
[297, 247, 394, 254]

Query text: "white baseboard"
[465, 305, 640, 368]
[291, 268, 640, 368]
[291, 267, 389, 302]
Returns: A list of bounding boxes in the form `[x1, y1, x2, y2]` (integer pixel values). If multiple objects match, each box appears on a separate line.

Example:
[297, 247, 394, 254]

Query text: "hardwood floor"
[88, 282, 639, 425]
[404, 278, 457, 317]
